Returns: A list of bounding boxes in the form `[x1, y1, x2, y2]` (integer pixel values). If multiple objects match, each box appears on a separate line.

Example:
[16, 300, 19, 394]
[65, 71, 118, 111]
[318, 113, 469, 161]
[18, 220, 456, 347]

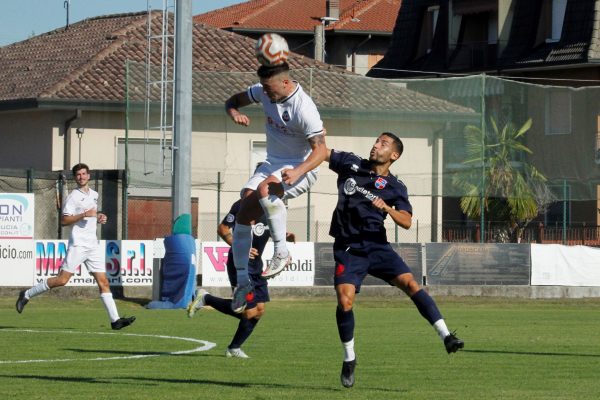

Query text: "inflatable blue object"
[146, 233, 196, 309]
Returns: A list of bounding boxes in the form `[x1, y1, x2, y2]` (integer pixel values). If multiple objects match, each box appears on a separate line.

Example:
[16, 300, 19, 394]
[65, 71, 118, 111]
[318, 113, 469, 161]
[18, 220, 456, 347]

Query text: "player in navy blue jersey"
[326, 133, 464, 388]
[186, 197, 295, 358]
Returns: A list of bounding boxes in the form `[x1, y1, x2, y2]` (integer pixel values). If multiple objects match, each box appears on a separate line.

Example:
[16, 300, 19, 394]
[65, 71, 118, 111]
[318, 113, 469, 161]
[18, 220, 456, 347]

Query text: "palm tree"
[452, 117, 553, 242]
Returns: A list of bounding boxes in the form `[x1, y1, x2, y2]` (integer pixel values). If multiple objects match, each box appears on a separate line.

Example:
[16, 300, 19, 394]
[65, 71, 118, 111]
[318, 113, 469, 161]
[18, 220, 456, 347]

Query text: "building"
[367, 0, 600, 234]
[194, 0, 402, 75]
[0, 11, 476, 242]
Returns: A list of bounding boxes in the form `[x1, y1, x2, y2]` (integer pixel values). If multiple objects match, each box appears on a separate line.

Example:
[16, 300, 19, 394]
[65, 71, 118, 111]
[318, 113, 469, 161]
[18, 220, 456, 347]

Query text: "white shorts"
[243, 160, 318, 200]
[61, 245, 105, 274]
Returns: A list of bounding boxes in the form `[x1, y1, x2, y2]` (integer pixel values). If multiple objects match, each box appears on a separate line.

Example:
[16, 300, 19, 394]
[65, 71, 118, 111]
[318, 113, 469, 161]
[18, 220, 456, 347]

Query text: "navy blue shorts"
[333, 241, 412, 293]
[227, 260, 270, 309]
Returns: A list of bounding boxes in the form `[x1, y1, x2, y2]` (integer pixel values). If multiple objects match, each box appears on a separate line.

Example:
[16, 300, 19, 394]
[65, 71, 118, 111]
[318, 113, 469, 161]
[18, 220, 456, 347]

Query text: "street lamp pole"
[76, 127, 84, 163]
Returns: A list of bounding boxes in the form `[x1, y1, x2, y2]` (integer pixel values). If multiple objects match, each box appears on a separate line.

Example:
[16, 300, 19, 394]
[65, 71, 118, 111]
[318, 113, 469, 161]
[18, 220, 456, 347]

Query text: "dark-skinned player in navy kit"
[325, 132, 464, 388]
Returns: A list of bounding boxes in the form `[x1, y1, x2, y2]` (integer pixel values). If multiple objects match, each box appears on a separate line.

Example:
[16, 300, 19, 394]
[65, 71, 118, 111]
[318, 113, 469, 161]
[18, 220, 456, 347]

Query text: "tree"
[452, 117, 553, 242]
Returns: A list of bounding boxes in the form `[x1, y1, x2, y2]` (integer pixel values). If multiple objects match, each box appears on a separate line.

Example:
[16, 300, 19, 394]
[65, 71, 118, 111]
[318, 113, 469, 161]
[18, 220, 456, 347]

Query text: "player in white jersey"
[225, 62, 327, 313]
[16, 163, 135, 330]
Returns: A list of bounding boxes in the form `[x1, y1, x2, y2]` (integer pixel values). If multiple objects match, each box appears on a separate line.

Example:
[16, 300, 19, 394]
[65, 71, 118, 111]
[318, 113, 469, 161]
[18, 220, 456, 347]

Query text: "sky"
[0, 0, 246, 46]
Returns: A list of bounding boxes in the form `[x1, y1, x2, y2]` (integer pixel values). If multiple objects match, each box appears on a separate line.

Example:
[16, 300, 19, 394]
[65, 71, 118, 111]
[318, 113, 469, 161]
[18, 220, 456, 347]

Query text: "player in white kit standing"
[16, 163, 135, 330]
[225, 62, 327, 313]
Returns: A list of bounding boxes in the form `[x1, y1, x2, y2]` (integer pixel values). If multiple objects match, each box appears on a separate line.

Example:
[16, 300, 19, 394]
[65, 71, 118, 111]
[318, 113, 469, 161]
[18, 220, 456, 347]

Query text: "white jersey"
[62, 187, 99, 247]
[247, 81, 324, 163]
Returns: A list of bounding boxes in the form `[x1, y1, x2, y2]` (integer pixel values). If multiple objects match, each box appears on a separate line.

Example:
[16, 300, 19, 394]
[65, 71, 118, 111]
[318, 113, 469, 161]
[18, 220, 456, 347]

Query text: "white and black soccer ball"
[255, 33, 290, 66]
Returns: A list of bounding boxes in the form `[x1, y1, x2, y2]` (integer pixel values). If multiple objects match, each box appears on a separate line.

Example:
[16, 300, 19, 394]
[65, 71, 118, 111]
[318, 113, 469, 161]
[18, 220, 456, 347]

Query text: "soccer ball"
[255, 33, 290, 66]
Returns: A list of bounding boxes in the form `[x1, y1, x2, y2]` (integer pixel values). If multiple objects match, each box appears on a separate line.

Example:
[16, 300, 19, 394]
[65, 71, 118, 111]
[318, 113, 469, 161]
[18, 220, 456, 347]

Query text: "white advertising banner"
[33, 240, 154, 287]
[531, 244, 600, 286]
[105, 240, 154, 286]
[201, 241, 315, 287]
[0, 193, 35, 239]
[0, 239, 35, 286]
[35, 240, 98, 286]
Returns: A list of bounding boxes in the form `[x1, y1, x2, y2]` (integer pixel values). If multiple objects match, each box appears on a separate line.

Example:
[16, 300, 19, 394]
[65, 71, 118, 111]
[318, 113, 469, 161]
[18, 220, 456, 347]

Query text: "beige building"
[0, 12, 476, 242]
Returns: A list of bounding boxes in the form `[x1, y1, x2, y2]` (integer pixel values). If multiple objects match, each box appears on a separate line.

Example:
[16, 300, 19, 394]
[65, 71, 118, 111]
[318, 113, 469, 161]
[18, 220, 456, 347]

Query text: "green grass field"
[1, 295, 600, 400]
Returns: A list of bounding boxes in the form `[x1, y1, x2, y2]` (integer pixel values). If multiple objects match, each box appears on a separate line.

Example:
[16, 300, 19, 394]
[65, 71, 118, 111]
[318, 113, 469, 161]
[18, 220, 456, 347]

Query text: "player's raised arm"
[225, 91, 253, 126]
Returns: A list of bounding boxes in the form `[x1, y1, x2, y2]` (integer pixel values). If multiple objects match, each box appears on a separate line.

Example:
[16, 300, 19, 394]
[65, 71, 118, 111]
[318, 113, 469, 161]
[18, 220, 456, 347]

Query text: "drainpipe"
[63, 109, 81, 170]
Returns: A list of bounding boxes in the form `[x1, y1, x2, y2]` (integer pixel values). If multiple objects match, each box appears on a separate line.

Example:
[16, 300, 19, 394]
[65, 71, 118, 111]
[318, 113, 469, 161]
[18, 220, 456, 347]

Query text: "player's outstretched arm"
[225, 92, 253, 126]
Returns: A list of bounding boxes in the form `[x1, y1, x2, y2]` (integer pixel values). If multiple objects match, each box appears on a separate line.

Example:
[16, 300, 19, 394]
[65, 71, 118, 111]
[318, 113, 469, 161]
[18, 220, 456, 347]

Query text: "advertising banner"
[105, 240, 154, 286]
[34, 240, 154, 287]
[531, 244, 600, 286]
[201, 242, 315, 287]
[35, 240, 98, 286]
[0, 239, 35, 286]
[425, 243, 530, 285]
[0, 193, 35, 239]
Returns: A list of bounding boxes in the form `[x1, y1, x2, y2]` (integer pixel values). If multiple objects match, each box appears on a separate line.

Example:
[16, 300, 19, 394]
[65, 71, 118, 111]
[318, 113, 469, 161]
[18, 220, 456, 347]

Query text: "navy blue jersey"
[222, 200, 271, 274]
[328, 150, 412, 245]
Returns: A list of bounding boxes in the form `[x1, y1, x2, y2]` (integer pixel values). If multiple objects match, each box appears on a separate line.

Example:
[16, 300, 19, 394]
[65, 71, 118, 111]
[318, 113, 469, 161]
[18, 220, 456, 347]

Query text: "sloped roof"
[193, 0, 401, 34]
[0, 11, 473, 117]
[500, 0, 600, 68]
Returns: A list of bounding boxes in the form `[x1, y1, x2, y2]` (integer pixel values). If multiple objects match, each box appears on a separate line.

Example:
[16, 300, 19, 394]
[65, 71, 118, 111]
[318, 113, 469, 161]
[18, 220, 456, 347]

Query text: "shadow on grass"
[0, 373, 407, 393]
[463, 349, 600, 358]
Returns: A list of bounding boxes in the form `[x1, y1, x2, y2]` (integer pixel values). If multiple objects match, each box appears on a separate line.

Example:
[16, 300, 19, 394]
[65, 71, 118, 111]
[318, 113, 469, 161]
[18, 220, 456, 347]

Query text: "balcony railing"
[442, 222, 600, 246]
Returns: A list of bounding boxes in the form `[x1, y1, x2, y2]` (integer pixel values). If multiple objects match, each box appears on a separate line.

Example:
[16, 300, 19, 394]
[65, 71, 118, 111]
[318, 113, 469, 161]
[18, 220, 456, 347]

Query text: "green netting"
[125, 60, 600, 242]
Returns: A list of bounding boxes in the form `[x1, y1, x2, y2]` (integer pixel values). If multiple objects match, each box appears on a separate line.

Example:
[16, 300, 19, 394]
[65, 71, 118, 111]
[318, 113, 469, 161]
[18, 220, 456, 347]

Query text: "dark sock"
[410, 289, 442, 325]
[229, 317, 259, 349]
[336, 306, 355, 343]
[204, 294, 241, 319]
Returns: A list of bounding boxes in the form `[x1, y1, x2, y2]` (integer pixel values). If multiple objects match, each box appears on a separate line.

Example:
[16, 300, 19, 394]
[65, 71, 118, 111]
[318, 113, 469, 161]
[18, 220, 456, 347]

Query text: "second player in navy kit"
[326, 133, 464, 388]
[187, 197, 295, 358]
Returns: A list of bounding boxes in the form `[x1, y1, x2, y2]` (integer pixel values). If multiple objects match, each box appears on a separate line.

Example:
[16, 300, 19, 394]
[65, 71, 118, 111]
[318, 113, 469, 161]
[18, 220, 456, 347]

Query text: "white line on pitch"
[0, 329, 217, 364]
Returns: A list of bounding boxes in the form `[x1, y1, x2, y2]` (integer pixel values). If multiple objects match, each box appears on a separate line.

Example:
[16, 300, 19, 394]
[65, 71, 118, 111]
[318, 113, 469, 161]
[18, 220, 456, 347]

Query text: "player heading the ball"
[223, 34, 327, 313]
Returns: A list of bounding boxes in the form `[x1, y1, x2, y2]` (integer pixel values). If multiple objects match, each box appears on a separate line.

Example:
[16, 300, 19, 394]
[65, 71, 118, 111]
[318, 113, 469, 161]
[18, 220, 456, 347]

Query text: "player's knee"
[337, 296, 354, 311]
[398, 277, 420, 296]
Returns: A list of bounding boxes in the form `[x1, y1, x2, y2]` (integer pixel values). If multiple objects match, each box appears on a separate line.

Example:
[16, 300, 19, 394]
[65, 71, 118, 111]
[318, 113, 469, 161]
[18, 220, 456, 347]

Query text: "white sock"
[342, 338, 356, 362]
[433, 319, 451, 340]
[232, 223, 252, 286]
[259, 195, 289, 256]
[100, 292, 120, 323]
[25, 280, 50, 299]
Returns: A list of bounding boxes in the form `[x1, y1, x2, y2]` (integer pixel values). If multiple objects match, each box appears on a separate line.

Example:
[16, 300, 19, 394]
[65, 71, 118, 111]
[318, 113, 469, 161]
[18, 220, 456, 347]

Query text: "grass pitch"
[1, 295, 600, 399]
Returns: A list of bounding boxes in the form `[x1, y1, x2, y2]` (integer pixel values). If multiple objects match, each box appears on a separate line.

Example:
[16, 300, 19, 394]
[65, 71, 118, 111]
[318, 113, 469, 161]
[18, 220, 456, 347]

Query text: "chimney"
[327, 0, 340, 20]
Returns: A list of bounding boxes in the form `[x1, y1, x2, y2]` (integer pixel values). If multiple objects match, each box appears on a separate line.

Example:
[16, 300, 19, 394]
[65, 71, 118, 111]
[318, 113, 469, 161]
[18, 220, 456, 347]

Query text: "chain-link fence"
[125, 62, 600, 244]
[0, 168, 125, 240]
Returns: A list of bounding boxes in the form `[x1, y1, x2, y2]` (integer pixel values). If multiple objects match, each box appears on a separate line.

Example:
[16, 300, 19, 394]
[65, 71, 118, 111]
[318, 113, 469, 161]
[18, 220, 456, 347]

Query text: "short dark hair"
[381, 132, 403, 156]
[72, 163, 90, 176]
[257, 62, 290, 79]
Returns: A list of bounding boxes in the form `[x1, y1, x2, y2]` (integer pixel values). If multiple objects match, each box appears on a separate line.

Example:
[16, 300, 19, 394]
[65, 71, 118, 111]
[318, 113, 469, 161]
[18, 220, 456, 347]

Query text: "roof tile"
[0, 11, 472, 116]
[194, 0, 401, 33]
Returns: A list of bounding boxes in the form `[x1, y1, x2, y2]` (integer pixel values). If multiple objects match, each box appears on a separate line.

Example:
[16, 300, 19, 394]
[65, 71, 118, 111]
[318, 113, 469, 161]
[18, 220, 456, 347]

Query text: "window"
[117, 138, 173, 195]
[250, 140, 266, 171]
[415, 6, 439, 59]
[545, 91, 571, 135]
[596, 116, 600, 164]
[536, 0, 567, 44]
[551, 0, 567, 41]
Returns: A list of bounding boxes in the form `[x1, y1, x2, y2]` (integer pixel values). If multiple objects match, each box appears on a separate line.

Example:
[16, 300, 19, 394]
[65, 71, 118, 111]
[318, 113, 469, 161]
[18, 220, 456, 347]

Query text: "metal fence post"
[27, 168, 33, 193]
